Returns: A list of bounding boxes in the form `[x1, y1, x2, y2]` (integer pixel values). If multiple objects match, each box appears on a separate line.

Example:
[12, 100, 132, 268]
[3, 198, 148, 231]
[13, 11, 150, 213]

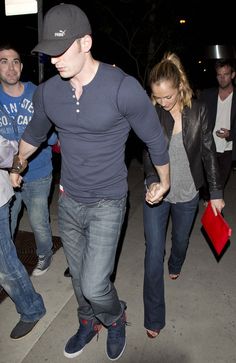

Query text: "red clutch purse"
[201, 202, 232, 255]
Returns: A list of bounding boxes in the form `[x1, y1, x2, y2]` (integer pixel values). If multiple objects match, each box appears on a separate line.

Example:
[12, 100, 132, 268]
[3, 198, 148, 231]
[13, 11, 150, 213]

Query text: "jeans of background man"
[143, 194, 199, 331]
[58, 193, 127, 326]
[10, 175, 53, 258]
[0, 201, 46, 321]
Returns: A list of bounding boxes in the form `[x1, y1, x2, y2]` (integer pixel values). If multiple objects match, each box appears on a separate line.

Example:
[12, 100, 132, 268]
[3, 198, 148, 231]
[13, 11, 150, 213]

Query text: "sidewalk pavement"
[0, 159, 235, 363]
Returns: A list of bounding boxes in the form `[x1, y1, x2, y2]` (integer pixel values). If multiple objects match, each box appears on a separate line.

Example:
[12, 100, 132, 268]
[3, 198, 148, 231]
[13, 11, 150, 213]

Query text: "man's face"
[216, 65, 235, 89]
[0, 49, 22, 86]
[50, 39, 86, 79]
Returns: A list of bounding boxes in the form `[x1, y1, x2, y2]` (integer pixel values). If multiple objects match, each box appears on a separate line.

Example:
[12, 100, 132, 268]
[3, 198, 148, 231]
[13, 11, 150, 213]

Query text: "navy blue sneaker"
[64, 318, 102, 358]
[106, 311, 127, 361]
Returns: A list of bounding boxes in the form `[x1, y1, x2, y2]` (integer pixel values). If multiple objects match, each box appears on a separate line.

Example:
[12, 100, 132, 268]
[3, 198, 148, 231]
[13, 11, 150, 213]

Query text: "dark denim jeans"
[10, 175, 53, 258]
[0, 201, 46, 322]
[58, 192, 127, 327]
[143, 194, 199, 331]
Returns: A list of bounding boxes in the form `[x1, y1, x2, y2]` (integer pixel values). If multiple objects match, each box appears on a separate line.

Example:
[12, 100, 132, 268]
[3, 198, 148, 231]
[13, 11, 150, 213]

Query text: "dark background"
[0, 0, 235, 90]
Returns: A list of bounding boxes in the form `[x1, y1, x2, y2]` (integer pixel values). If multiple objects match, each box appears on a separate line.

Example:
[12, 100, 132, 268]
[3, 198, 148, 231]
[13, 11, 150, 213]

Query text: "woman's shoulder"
[190, 98, 207, 112]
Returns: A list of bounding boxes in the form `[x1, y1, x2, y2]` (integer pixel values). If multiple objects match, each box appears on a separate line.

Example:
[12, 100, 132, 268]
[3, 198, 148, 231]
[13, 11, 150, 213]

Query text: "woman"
[143, 53, 225, 338]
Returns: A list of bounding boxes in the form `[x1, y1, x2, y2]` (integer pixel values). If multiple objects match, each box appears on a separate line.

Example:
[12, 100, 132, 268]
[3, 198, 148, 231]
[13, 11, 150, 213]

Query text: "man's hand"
[145, 182, 169, 205]
[10, 173, 23, 188]
[209, 199, 225, 216]
[215, 128, 229, 139]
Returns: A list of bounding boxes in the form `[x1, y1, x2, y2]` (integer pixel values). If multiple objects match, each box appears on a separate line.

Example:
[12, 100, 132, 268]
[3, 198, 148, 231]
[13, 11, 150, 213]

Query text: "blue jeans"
[143, 194, 199, 331]
[0, 201, 46, 322]
[58, 192, 127, 327]
[10, 175, 53, 258]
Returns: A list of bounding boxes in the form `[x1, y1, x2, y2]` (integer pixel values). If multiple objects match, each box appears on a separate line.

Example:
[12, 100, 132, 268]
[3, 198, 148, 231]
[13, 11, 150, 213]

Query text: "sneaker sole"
[32, 267, 50, 277]
[63, 348, 84, 359]
[106, 339, 126, 361]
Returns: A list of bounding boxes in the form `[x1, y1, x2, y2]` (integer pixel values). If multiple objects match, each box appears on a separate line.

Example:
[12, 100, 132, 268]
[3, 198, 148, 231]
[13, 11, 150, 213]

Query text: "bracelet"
[11, 155, 28, 174]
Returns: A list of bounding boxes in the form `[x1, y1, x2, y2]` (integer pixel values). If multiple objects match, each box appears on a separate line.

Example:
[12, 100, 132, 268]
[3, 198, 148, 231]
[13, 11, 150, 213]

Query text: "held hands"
[146, 182, 169, 205]
[209, 199, 225, 216]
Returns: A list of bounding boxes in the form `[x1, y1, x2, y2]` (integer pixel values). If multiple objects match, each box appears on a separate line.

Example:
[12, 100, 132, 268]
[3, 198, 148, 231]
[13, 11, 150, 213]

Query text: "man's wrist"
[11, 154, 28, 174]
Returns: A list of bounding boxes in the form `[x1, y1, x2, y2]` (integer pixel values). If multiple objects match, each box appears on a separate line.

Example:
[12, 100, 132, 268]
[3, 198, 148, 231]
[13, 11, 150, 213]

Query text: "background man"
[0, 44, 57, 276]
[200, 59, 236, 200]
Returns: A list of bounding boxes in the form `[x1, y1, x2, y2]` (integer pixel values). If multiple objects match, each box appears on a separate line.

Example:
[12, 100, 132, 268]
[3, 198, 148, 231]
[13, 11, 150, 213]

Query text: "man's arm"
[10, 140, 39, 188]
[18, 139, 38, 160]
[146, 163, 170, 204]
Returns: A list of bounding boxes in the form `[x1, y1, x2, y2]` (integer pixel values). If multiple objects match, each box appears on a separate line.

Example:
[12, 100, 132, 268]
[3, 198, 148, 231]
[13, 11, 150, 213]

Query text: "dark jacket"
[199, 87, 236, 160]
[143, 99, 223, 199]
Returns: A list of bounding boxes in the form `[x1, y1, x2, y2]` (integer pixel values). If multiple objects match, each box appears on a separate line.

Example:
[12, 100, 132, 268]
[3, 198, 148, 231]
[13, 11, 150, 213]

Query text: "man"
[0, 135, 46, 339]
[200, 59, 236, 199]
[0, 44, 57, 276]
[11, 4, 170, 361]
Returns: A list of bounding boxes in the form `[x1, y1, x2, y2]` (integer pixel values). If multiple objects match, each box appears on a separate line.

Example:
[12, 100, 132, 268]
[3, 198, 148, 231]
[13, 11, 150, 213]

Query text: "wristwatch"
[11, 154, 28, 174]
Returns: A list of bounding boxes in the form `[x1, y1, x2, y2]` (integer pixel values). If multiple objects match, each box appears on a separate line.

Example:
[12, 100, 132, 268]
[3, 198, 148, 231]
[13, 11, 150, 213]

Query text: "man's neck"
[219, 84, 233, 101]
[1, 82, 24, 97]
[70, 58, 99, 100]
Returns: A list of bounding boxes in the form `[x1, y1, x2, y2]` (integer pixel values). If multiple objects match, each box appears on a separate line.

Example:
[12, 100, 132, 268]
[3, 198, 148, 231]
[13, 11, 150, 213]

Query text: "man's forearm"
[18, 139, 38, 161]
[10, 139, 39, 185]
[10, 140, 39, 175]
[154, 163, 170, 189]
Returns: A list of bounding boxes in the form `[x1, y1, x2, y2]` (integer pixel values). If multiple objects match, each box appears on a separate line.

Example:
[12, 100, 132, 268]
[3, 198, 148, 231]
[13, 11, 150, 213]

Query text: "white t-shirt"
[213, 93, 233, 153]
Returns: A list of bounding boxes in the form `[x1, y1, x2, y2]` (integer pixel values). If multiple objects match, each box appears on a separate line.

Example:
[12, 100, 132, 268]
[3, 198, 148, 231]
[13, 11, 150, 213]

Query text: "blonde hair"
[149, 52, 193, 112]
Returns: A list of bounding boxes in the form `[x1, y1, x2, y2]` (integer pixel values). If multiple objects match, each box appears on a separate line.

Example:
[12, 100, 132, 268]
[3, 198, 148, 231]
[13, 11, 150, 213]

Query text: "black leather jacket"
[143, 99, 223, 199]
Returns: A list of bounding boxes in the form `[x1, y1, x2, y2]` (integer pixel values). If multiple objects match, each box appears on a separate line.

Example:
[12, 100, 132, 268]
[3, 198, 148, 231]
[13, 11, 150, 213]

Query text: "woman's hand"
[210, 199, 225, 215]
[10, 173, 23, 188]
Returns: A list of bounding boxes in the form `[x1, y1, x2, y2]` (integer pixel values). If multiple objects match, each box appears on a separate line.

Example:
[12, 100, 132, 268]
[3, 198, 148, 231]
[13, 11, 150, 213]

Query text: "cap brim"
[31, 36, 77, 56]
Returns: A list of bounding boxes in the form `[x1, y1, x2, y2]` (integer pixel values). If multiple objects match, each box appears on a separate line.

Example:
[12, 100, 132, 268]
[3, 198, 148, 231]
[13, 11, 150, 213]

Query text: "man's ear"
[81, 35, 92, 53]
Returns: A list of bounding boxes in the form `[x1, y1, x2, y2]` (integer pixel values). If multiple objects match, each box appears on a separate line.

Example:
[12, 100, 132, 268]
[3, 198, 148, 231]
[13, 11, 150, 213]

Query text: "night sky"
[0, 0, 235, 89]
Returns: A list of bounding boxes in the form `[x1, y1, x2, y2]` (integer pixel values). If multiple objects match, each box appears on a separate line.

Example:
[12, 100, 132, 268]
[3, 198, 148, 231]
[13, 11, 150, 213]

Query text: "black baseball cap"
[32, 3, 92, 56]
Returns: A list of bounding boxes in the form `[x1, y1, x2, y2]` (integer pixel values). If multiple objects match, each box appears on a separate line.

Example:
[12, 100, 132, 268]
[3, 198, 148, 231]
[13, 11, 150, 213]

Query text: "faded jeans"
[58, 192, 127, 327]
[143, 194, 199, 331]
[0, 200, 46, 322]
[10, 175, 53, 258]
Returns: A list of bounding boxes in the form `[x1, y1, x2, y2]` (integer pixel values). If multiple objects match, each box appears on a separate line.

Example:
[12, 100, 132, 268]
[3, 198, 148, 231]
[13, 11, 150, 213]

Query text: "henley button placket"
[72, 88, 80, 113]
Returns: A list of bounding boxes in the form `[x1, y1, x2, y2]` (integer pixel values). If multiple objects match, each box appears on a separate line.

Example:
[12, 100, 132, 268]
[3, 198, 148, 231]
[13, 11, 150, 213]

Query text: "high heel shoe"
[146, 329, 160, 338]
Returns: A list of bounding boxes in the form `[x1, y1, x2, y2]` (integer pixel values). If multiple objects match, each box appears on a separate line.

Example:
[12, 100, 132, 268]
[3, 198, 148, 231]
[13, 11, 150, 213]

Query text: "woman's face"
[151, 80, 180, 112]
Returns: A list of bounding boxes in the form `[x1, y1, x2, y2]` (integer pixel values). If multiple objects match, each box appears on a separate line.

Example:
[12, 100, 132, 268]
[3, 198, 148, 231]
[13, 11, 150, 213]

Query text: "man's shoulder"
[37, 75, 63, 95]
[23, 81, 37, 94]
[42, 74, 61, 87]
[100, 62, 136, 84]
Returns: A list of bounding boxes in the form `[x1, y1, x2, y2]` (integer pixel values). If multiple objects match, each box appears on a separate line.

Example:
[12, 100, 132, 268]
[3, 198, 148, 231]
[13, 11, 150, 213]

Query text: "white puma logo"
[54, 30, 66, 37]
